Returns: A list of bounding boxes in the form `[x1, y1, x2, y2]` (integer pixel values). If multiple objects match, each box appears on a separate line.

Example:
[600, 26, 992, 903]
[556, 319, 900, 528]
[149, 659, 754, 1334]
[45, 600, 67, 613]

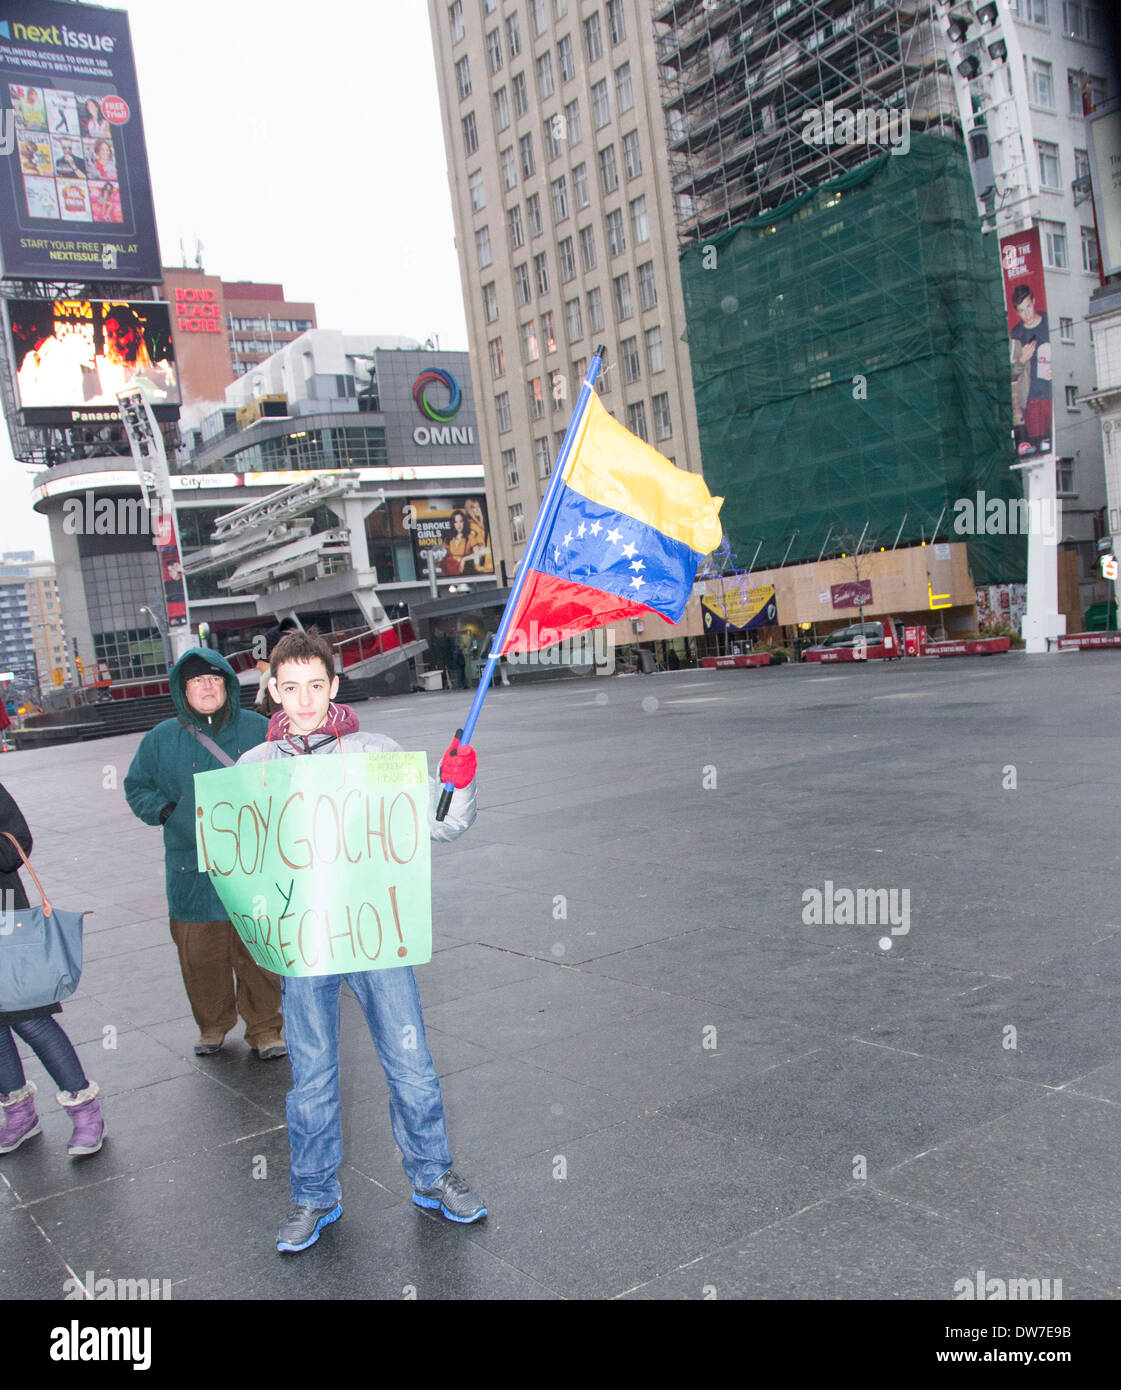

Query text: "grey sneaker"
[276, 1202, 342, 1253]
[412, 1169, 487, 1224]
[193, 1034, 225, 1056]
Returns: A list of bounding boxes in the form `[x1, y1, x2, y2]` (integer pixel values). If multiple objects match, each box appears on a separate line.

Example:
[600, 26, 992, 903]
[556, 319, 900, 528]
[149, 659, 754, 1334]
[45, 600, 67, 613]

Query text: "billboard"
[7, 297, 180, 423]
[408, 495, 493, 578]
[1086, 100, 1121, 279]
[700, 582, 778, 632]
[0, 1, 160, 280]
[999, 228, 1052, 462]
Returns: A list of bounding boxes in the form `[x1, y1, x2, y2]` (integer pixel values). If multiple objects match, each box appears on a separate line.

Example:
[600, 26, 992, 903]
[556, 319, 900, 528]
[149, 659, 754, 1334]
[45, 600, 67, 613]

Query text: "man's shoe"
[276, 1202, 342, 1253]
[412, 1169, 487, 1224]
[251, 1035, 287, 1061]
[193, 1033, 225, 1056]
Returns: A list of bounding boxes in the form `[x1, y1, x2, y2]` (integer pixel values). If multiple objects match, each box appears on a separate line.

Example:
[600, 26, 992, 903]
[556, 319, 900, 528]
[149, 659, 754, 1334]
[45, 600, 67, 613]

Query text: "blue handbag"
[0, 831, 88, 1013]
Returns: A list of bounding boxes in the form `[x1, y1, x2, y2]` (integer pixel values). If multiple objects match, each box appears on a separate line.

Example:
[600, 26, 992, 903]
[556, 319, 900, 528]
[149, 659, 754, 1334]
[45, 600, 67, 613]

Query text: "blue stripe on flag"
[536, 485, 700, 622]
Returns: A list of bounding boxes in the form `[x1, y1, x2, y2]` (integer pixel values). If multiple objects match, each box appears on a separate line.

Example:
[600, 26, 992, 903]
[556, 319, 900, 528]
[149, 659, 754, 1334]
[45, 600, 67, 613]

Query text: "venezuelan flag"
[498, 390, 723, 653]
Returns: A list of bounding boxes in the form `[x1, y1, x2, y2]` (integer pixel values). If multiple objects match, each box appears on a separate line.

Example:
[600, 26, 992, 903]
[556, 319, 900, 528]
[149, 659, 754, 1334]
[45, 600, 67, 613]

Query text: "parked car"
[801, 619, 903, 662]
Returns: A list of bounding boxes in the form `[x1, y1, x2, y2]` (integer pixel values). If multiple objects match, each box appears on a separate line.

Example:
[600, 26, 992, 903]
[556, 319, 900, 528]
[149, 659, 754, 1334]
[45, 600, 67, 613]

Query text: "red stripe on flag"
[497, 571, 652, 654]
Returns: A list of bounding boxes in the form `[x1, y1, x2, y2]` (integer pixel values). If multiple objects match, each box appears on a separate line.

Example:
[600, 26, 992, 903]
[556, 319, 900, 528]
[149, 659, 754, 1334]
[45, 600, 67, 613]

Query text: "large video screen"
[0, 1, 161, 280]
[7, 298, 180, 423]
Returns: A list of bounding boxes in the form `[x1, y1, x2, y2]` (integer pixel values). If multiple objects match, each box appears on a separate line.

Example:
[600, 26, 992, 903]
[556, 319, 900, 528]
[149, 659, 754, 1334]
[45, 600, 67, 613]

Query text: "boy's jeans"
[281, 967, 452, 1207]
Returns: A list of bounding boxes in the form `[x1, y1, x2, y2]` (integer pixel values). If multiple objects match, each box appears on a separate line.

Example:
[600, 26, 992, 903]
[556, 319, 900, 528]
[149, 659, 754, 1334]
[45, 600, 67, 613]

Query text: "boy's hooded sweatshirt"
[236, 701, 476, 843]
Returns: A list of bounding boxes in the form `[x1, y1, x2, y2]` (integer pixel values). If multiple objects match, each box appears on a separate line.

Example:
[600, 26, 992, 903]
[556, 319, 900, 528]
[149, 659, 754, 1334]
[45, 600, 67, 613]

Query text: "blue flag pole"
[435, 346, 607, 820]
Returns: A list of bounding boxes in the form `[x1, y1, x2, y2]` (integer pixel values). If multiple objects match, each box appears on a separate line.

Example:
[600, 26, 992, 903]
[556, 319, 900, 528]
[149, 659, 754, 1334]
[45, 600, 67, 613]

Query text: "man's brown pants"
[169, 919, 283, 1047]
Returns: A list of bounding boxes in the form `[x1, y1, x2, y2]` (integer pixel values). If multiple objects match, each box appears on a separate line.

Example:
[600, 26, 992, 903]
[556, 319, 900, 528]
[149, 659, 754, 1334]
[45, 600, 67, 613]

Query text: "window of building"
[469, 168, 486, 212]
[494, 86, 511, 131]
[483, 282, 498, 322]
[537, 51, 555, 99]
[621, 335, 640, 383]
[502, 448, 519, 488]
[496, 391, 512, 432]
[489, 337, 506, 378]
[513, 71, 529, 116]
[510, 501, 526, 542]
[598, 144, 619, 193]
[486, 27, 503, 74]
[1010, 0, 1048, 22]
[645, 324, 664, 373]
[1041, 219, 1068, 268]
[519, 132, 535, 179]
[515, 261, 532, 305]
[551, 173, 569, 222]
[1036, 140, 1060, 188]
[622, 129, 642, 180]
[565, 97, 582, 145]
[527, 192, 543, 236]
[607, 0, 626, 43]
[1062, 1, 1104, 43]
[626, 400, 648, 440]
[505, 11, 521, 56]
[553, 0, 568, 18]
[592, 78, 610, 128]
[528, 377, 546, 419]
[501, 146, 518, 190]
[1059, 315, 1075, 342]
[652, 392, 672, 441]
[509, 205, 526, 250]
[545, 116, 563, 160]
[1030, 59, 1054, 108]
[637, 260, 657, 310]
[579, 224, 597, 270]
[1057, 457, 1074, 493]
[615, 62, 634, 114]
[476, 225, 492, 266]
[558, 34, 576, 82]
[449, 1, 464, 44]
[1064, 384, 1080, 408]
[535, 250, 551, 295]
[565, 296, 583, 342]
[531, 1, 548, 37]
[535, 437, 552, 480]
[572, 161, 590, 209]
[1082, 225, 1100, 273]
[1067, 70, 1106, 114]
[630, 194, 650, 244]
[482, 0, 496, 12]
[522, 319, 540, 362]
[542, 310, 558, 353]
[455, 55, 472, 101]
[606, 207, 627, 257]
[614, 271, 633, 319]
[584, 11, 603, 62]
[558, 236, 577, 281]
[462, 112, 479, 156]
[587, 286, 605, 332]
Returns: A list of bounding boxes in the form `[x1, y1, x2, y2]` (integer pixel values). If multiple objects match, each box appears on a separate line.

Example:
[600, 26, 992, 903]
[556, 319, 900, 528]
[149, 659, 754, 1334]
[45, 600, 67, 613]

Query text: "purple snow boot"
[58, 1082, 105, 1157]
[0, 1081, 41, 1154]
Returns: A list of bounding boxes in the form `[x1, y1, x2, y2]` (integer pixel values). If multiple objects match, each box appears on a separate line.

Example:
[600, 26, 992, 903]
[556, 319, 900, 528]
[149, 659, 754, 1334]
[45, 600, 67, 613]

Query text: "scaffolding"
[654, 0, 961, 243]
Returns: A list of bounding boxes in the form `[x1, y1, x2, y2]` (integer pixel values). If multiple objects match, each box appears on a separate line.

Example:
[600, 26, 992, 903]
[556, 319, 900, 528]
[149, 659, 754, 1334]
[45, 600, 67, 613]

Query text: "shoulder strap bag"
[0, 832, 89, 1013]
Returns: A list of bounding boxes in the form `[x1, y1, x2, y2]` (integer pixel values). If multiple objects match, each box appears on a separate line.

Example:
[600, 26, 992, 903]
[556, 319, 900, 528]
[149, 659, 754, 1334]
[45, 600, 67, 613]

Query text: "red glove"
[440, 737, 477, 788]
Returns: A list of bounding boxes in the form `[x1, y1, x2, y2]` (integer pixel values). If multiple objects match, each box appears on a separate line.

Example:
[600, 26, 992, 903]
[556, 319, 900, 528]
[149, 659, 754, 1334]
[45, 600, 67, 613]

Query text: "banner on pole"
[193, 752, 432, 977]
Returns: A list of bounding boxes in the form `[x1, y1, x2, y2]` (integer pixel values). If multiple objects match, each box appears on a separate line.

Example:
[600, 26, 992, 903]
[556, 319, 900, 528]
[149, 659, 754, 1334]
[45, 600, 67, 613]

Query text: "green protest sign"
[193, 752, 431, 977]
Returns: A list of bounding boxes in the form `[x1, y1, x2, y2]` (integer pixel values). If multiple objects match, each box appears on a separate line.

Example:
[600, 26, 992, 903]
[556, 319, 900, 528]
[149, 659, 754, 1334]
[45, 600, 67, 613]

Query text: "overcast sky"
[1, 0, 469, 560]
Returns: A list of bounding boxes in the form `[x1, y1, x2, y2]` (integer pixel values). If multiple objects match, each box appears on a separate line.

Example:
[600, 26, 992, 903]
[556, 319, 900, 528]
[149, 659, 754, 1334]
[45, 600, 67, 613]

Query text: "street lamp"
[140, 605, 171, 673]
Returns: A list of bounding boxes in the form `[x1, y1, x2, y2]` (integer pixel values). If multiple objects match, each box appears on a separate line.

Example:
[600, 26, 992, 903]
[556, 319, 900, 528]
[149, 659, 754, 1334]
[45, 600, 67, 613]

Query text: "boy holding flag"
[237, 628, 485, 1252]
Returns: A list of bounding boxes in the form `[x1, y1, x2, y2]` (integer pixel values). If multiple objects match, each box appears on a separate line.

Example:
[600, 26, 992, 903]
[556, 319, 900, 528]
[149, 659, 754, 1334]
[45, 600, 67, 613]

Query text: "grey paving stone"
[875, 1090, 1121, 1293]
[860, 979, 1120, 1087]
[1063, 1061, 1121, 1105]
[0, 1204, 77, 1300]
[662, 1040, 1043, 1179]
[621, 1187, 1111, 1300]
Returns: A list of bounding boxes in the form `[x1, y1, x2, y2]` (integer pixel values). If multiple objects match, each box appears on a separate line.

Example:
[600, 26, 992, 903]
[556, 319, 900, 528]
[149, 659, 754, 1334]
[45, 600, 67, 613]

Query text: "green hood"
[169, 647, 240, 728]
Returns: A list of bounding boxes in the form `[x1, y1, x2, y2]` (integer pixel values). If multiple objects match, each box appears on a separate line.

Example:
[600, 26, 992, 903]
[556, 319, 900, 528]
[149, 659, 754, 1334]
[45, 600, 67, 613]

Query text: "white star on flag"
[563, 531, 573, 547]
[576, 522, 586, 538]
[589, 521, 602, 536]
[621, 542, 637, 559]
[605, 527, 623, 545]
[630, 576, 644, 591]
[630, 559, 645, 572]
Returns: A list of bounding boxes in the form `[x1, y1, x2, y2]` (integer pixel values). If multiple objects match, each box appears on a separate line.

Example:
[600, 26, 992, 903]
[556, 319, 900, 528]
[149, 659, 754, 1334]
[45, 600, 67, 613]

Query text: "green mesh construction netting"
[680, 133, 1025, 585]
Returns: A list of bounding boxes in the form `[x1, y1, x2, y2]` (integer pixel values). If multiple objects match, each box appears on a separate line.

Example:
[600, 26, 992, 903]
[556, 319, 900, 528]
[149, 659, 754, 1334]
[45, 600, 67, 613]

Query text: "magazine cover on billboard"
[7, 297, 180, 423]
[409, 495, 494, 578]
[0, 1, 161, 280]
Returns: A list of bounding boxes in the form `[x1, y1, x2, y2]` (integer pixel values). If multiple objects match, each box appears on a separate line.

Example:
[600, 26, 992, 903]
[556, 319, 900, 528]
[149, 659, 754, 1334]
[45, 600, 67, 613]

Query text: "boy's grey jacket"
[236, 729, 476, 843]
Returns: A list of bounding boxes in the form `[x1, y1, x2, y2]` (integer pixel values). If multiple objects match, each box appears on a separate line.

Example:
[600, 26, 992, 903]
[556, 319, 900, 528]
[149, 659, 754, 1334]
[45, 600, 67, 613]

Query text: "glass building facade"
[194, 425, 388, 475]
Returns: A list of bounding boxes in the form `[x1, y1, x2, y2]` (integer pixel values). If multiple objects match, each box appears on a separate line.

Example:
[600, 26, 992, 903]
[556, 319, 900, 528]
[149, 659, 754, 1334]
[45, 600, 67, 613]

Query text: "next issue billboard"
[409, 496, 493, 578]
[0, 0, 161, 280]
[7, 298, 180, 423]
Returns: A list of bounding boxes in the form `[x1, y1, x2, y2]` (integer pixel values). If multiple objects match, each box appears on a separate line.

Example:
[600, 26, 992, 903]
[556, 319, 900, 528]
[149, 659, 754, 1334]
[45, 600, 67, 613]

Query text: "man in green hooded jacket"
[124, 648, 284, 1058]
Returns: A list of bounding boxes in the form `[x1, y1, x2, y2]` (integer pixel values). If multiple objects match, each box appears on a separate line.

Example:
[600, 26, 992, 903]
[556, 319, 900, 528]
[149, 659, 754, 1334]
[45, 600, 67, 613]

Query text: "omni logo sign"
[412, 369, 474, 446]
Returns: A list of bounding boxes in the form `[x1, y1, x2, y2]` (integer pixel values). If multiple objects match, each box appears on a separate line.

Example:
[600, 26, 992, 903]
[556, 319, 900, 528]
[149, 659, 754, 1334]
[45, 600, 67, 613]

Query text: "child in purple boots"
[0, 781, 105, 1158]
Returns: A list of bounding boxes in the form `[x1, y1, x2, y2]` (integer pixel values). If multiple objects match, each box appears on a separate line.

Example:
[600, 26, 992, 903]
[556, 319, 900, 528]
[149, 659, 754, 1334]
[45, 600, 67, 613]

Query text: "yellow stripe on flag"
[562, 391, 723, 555]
